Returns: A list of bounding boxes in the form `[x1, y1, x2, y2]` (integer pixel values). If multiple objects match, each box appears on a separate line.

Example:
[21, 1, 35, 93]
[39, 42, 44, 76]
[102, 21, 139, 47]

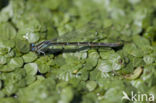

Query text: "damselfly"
[30, 24, 123, 55]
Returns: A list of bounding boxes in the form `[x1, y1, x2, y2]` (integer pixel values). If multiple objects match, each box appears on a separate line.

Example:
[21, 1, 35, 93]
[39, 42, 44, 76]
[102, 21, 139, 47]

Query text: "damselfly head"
[30, 43, 36, 51]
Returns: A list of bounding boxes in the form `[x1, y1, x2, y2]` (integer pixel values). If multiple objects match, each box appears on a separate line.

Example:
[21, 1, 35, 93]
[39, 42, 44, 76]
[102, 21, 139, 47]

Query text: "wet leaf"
[22, 52, 38, 63]
[8, 57, 24, 68]
[143, 55, 154, 64]
[0, 56, 7, 65]
[0, 65, 15, 72]
[59, 86, 74, 103]
[97, 52, 123, 73]
[0, 40, 15, 55]
[26, 32, 40, 43]
[0, 98, 17, 103]
[85, 50, 99, 70]
[35, 56, 53, 73]
[0, 22, 16, 39]
[17, 78, 58, 103]
[24, 63, 38, 76]
[123, 43, 143, 57]
[15, 39, 30, 53]
[86, 81, 97, 92]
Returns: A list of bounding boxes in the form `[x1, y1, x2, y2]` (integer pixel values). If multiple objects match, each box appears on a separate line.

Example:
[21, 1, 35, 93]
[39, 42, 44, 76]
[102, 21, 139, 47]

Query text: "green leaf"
[59, 86, 74, 103]
[82, 93, 98, 103]
[104, 87, 124, 102]
[0, 65, 15, 72]
[123, 43, 143, 57]
[0, 2, 13, 22]
[133, 35, 150, 48]
[37, 63, 50, 74]
[22, 52, 38, 63]
[24, 63, 38, 76]
[8, 57, 24, 68]
[25, 75, 36, 85]
[100, 50, 115, 60]
[17, 78, 58, 103]
[2, 83, 17, 96]
[0, 98, 17, 103]
[132, 65, 156, 91]
[86, 81, 97, 92]
[90, 69, 110, 80]
[15, 39, 30, 53]
[0, 40, 15, 55]
[43, 0, 61, 10]
[97, 60, 112, 73]
[26, 32, 40, 43]
[148, 86, 156, 101]
[97, 52, 123, 73]
[35, 56, 53, 73]
[85, 50, 99, 70]
[0, 22, 17, 40]
[143, 55, 154, 64]
[0, 56, 7, 65]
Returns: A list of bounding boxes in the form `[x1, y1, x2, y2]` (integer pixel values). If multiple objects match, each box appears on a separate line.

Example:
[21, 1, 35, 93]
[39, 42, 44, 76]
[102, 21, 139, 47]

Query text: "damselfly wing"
[30, 23, 123, 54]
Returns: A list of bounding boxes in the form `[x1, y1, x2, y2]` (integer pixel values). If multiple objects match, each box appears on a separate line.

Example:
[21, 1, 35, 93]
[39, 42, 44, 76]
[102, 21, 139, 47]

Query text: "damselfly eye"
[31, 43, 35, 47]
[32, 47, 35, 51]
